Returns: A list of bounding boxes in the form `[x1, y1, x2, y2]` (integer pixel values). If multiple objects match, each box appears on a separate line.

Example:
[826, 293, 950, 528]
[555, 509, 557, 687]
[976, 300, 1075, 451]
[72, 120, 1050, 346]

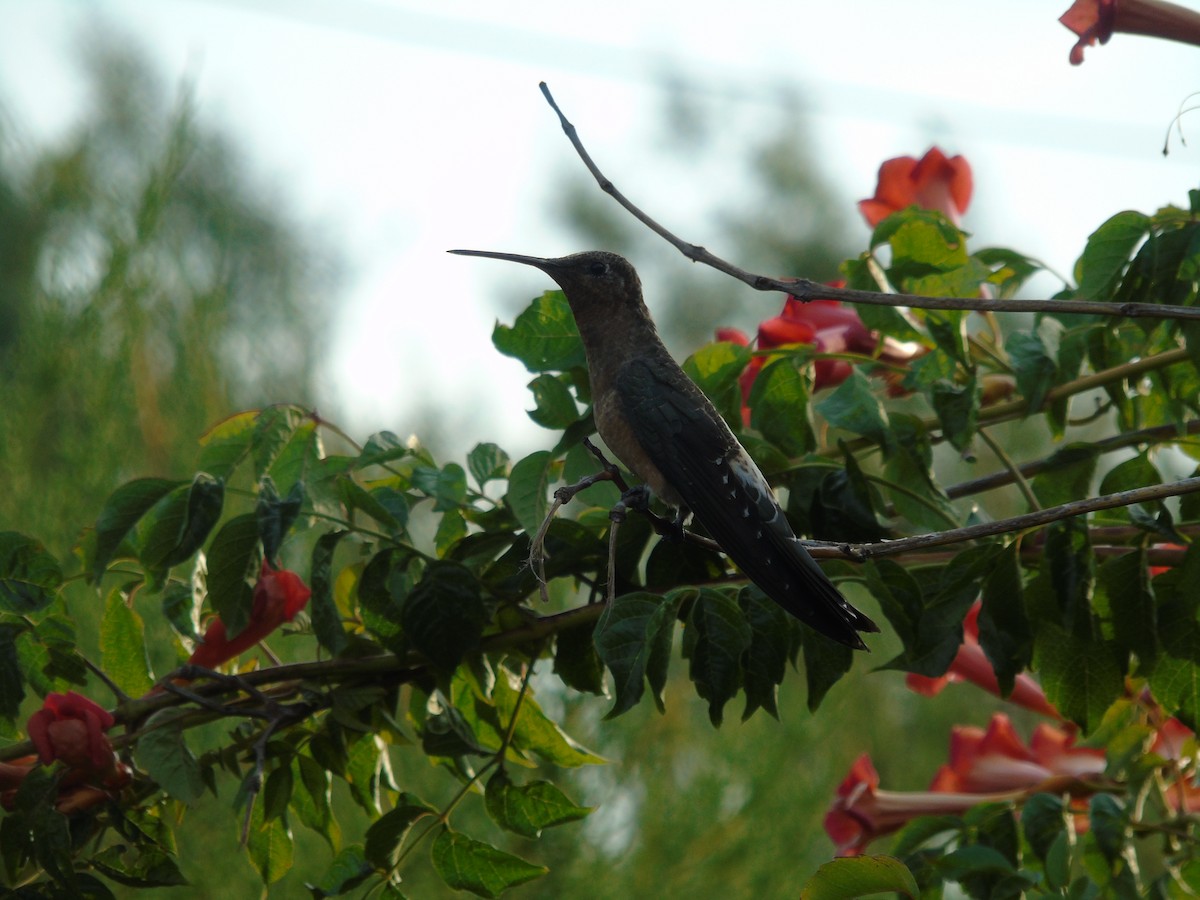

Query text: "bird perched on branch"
[450, 249, 878, 649]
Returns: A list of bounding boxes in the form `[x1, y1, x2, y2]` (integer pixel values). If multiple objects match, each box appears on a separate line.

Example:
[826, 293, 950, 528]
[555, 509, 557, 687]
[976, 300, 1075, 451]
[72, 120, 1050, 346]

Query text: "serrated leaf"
[100, 589, 154, 697]
[800, 855, 919, 899]
[1096, 549, 1155, 668]
[136, 712, 206, 804]
[739, 586, 794, 720]
[814, 368, 889, 447]
[90, 478, 182, 581]
[257, 477, 304, 563]
[0, 532, 63, 615]
[91, 845, 188, 888]
[1034, 624, 1123, 732]
[402, 563, 486, 671]
[246, 796, 294, 885]
[749, 357, 815, 456]
[977, 543, 1031, 697]
[594, 591, 681, 718]
[930, 374, 979, 453]
[310, 531, 349, 656]
[431, 828, 547, 898]
[682, 588, 753, 727]
[1007, 330, 1057, 415]
[494, 667, 604, 766]
[801, 622, 853, 712]
[291, 755, 338, 848]
[412, 463, 468, 513]
[492, 291, 585, 373]
[484, 770, 591, 838]
[196, 410, 258, 480]
[141, 473, 224, 575]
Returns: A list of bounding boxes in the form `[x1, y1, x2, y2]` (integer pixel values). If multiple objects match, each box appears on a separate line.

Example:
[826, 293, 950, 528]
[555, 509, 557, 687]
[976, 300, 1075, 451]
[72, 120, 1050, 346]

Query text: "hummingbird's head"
[449, 249, 643, 311]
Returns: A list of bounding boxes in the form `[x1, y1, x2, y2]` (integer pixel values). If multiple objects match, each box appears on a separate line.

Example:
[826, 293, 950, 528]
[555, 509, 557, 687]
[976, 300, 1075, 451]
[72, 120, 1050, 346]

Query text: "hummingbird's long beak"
[448, 249, 556, 271]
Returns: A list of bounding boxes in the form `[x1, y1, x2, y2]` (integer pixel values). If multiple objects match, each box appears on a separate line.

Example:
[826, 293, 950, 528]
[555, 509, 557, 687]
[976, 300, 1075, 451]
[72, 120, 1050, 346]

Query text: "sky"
[1, 0, 1198, 460]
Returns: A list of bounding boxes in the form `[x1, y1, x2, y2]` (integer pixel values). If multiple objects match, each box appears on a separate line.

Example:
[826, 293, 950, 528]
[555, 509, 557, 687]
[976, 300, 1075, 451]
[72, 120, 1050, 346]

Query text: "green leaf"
[434, 508, 468, 556]
[1032, 445, 1099, 509]
[484, 769, 591, 838]
[1096, 549, 1156, 668]
[1088, 794, 1128, 863]
[309, 845, 373, 897]
[1034, 624, 1123, 731]
[800, 855, 919, 899]
[930, 374, 979, 453]
[196, 410, 258, 480]
[594, 591, 682, 718]
[801, 622, 854, 712]
[412, 463, 468, 513]
[136, 711, 206, 804]
[91, 845, 188, 888]
[492, 291, 585, 373]
[882, 416, 956, 534]
[1076, 210, 1150, 299]
[205, 513, 261, 638]
[684, 340, 752, 426]
[139, 474, 225, 578]
[90, 478, 182, 581]
[739, 586, 795, 719]
[246, 795, 294, 885]
[257, 477, 304, 563]
[0, 532, 63, 615]
[100, 588, 154, 697]
[553, 621, 606, 696]
[0, 624, 25, 721]
[468, 442, 510, 489]
[310, 531, 349, 656]
[1007, 331, 1057, 415]
[682, 588, 753, 727]
[431, 828, 547, 898]
[493, 666, 605, 766]
[1021, 793, 1066, 862]
[977, 543, 1031, 697]
[506, 451, 555, 536]
[814, 368, 889, 447]
[358, 548, 412, 655]
[250, 405, 305, 480]
[526, 373, 580, 429]
[402, 563, 487, 672]
[749, 357, 815, 456]
[291, 755, 338, 848]
[364, 795, 436, 868]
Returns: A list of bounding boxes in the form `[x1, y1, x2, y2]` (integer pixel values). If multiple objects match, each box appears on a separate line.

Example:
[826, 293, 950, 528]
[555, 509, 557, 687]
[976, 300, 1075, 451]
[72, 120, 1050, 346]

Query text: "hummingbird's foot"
[663, 505, 690, 543]
[618, 484, 651, 512]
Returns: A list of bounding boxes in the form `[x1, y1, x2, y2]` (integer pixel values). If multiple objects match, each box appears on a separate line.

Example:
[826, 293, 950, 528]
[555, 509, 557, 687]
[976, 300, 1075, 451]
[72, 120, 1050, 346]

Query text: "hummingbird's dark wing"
[614, 356, 878, 649]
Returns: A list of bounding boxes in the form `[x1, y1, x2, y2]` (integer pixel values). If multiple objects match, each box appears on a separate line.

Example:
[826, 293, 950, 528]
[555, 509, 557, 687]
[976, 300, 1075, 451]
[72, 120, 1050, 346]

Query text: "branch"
[821, 476, 1200, 561]
[538, 82, 1200, 323]
[945, 418, 1200, 501]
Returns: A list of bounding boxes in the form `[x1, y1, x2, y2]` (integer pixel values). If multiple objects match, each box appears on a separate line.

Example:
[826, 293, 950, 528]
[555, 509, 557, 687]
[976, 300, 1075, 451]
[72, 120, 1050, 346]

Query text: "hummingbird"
[450, 249, 879, 649]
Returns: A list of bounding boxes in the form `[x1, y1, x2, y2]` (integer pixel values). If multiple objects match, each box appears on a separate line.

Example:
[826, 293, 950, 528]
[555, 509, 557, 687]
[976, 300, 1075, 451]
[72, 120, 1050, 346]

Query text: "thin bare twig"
[538, 82, 1200, 323]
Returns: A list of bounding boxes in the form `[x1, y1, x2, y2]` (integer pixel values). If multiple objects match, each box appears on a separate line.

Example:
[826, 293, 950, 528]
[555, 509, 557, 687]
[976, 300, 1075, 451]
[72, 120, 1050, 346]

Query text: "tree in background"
[0, 39, 332, 555]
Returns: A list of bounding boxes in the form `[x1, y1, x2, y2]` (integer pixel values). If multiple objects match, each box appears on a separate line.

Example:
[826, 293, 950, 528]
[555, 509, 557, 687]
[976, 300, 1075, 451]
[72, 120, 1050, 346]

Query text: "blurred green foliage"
[0, 41, 333, 556]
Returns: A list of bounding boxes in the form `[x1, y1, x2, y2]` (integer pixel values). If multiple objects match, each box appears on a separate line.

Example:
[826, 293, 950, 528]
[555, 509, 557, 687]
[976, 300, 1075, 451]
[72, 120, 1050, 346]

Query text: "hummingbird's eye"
[587, 261, 607, 276]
